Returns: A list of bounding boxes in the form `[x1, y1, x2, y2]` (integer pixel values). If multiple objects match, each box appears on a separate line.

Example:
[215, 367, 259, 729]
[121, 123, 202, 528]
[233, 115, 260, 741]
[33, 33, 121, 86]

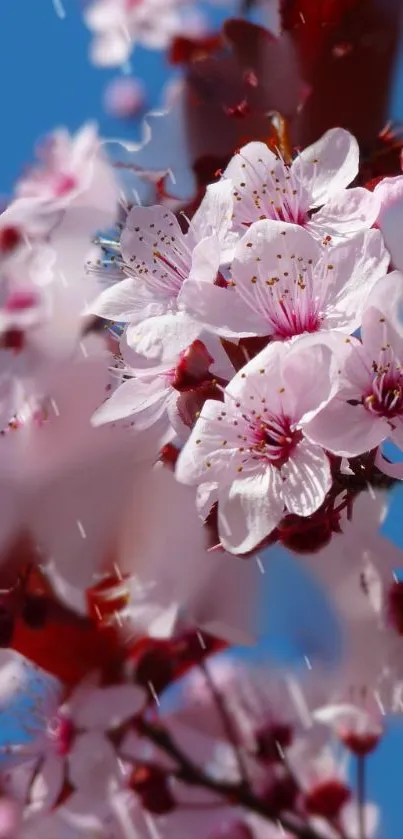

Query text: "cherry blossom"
[0, 346, 163, 590]
[84, 0, 207, 67]
[89, 180, 234, 361]
[305, 271, 403, 465]
[116, 463, 262, 644]
[223, 129, 379, 241]
[312, 703, 383, 756]
[290, 746, 379, 839]
[16, 125, 110, 208]
[176, 336, 335, 554]
[92, 336, 231, 441]
[103, 76, 146, 119]
[7, 676, 144, 813]
[181, 221, 388, 340]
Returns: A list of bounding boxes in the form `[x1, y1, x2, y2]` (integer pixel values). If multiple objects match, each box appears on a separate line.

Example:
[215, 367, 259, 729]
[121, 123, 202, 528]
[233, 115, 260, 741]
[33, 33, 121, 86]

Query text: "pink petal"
[375, 447, 403, 479]
[361, 271, 403, 358]
[30, 754, 64, 812]
[103, 77, 146, 119]
[89, 32, 131, 67]
[68, 732, 119, 794]
[305, 397, 388, 457]
[281, 439, 331, 517]
[74, 685, 145, 730]
[92, 377, 170, 428]
[180, 278, 262, 338]
[126, 311, 202, 362]
[0, 798, 21, 839]
[223, 141, 279, 226]
[341, 802, 379, 839]
[89, 277, 165, 323]
[293, 128, 359, 207]
[321, 229, 389, 334]
[191, 180, 234, 244]
[231, 220, 322, 339]
[375, 175, 403, 271]
[281, 338, 335, 423]
[309, 187, 380, 237]
[218, 469, 284, 554]
[121, 205, 189, 293]
[176, 398, 246, 486]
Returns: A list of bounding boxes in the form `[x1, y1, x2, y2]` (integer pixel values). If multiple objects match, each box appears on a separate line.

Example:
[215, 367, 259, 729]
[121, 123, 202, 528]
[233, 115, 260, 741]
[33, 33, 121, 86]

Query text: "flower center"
[248, 416, 302, 467]
[305, 780, 351, 819]
[47, 711, 75, 756]
[4, 291, 39, 312]
[54, 173, 77, 197]
[235, 158, 308, 228]
[364, 364, 403, 419]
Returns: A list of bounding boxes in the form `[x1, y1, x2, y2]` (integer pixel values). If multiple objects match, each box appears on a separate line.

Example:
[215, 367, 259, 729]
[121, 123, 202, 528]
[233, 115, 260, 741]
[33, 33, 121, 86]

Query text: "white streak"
[256, 555, 265, 574]
[304, 655, 312, 670]
[77, 520, 86, 539]
[52, 0, 66, 17]
[147, 682, 160, 706]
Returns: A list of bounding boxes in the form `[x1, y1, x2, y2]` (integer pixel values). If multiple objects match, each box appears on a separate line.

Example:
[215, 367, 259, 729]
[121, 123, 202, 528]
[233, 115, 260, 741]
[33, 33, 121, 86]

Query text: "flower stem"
[357, 755, 366, 839]
[136, 717, 344, 839]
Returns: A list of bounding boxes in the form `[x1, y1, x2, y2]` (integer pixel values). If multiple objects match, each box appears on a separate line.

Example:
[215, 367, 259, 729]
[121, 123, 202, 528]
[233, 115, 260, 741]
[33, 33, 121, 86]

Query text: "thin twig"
[136, 717, 337, 839]
[199, 660, 250, 788]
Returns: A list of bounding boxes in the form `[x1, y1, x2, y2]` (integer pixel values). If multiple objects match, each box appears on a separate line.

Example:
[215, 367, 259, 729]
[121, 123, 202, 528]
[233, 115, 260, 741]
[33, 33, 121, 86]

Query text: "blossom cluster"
[2, 0, 403, 836]
[90, 126, 402, 556]
[0, 117, 398, 837]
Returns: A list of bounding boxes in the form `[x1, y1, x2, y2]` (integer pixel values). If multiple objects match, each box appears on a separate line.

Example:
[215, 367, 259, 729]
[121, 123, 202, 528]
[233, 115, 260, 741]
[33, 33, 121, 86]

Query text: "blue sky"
[2, 2, 403, 835]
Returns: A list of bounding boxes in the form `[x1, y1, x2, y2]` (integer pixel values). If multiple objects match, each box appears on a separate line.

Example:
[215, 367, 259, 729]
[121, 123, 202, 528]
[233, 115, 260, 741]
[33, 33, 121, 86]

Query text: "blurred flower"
[103, 77, 147, 120]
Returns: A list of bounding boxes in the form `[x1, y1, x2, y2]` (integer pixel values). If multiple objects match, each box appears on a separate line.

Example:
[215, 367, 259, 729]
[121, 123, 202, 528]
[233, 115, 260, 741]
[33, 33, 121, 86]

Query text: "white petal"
[127, 312, 201, 362]
[68, 732, 119, 793]
[92, 377, 170, 428]
[309, 187, 380, 237]
[180, 277, 262, 338]
[218, 469, 284, 554]
[281, 338, 335, 423]
[89, 32, 131, 67]
[306, 396, 388, 457]
[293, 128, 359, 207]
[74, 685, 145, 730]
[30, 754, 64, 812]
[176, 399, 246, 486]
[341, 802, 379, 839]
[321, 229, 390, 334]
[231, 220, 322, 339]
[191, 180, 234, 243]
[281, 439, 331, 517]
[88, 277, 164, 323]
[121, 205, 189, 292]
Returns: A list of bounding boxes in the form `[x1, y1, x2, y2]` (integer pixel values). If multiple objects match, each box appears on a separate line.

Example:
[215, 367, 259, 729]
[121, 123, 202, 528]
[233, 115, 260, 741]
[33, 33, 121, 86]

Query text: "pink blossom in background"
[103, 77, 147, 119]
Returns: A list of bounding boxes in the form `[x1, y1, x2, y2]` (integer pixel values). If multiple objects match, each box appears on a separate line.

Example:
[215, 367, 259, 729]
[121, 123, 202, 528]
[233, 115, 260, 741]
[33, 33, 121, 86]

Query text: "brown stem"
[136, 717, 339, 839]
